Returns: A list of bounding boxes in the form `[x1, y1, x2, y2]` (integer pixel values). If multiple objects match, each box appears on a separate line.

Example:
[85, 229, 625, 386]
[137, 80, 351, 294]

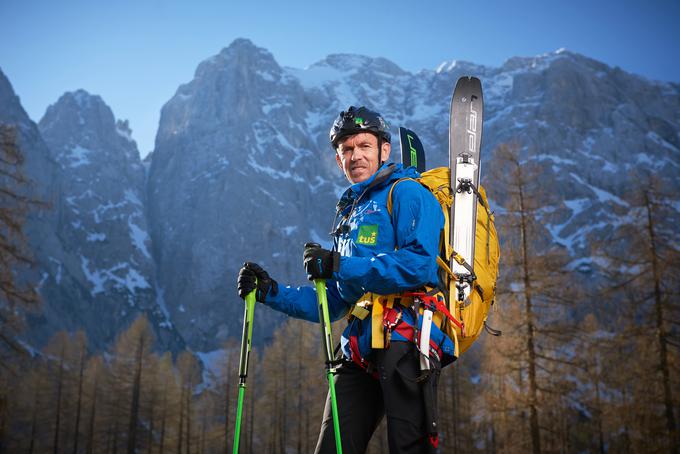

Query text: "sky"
[1, 0, 679, 156]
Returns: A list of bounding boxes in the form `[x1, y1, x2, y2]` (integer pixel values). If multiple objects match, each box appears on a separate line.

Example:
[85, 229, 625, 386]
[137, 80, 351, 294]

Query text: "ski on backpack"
[449, 76, 484, 303]
[399, 127, 426, 173]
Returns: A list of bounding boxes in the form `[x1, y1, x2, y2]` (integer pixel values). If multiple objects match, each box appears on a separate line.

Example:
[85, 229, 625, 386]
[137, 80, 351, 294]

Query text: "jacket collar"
[336, 163, 418, 215]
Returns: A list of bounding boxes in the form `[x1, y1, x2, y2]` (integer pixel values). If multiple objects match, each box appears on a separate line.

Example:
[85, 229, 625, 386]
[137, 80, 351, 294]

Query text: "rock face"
[2, 39, 679, 353]
[37, 90, 184, 350]
[148, 41, 679, 349]
[0, 73, 184, 351]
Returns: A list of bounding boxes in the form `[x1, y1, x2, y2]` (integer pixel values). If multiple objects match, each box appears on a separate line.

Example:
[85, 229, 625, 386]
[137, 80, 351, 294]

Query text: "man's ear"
[381, 142, 391, 162]
[335, 152, 343, 171]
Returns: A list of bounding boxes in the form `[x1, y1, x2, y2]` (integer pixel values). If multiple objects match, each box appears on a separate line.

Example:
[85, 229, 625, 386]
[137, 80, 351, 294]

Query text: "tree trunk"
[28, 391, 39, 454]
[73, 347, 85, 454]
[224, 354, 231, 454]
[53, 345, 66, 454]
[177, 386, 184, 454]
[644, 192, 678, 454]
[86, 368, 99, 454]
[159, 384, 167, 454]
[127, 335, 146, 454]
[185, 381, 192, 454]
[519, 179, 541, 454]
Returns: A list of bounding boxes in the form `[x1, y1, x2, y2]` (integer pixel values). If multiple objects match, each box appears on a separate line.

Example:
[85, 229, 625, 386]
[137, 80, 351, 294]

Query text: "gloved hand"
[237, 262, 278, 303]
[303, 242, 340, 281]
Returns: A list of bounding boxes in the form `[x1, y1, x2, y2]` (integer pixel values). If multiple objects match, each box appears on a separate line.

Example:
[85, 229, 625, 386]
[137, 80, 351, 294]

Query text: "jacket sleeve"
[335, 180, 443, 294]
[263, 280, 351, 322]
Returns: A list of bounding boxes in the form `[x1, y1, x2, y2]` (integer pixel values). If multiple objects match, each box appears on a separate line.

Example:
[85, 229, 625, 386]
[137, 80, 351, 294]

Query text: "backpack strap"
[386, 178, 418, 216]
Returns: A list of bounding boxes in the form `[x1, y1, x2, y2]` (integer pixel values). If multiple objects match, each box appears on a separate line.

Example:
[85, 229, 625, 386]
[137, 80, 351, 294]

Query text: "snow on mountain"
[2, 39, 679, 353]
[34, 89, 184, 350]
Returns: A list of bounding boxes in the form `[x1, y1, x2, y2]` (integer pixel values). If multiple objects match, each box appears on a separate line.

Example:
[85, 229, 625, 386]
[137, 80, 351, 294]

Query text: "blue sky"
[1, 0, 678, 155]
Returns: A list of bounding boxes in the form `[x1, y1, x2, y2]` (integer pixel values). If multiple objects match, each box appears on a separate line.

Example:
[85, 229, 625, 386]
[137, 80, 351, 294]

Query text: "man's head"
[329, 106, 391, 184]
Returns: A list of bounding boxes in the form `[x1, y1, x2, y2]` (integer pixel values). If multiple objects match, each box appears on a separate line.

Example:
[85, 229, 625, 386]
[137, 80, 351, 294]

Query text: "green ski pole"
[233, 286, 256, 454]
[306, 243, 343, 454]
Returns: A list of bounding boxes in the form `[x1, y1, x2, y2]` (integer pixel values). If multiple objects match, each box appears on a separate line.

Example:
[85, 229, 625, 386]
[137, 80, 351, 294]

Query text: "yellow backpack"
[387, 167, 501, 356]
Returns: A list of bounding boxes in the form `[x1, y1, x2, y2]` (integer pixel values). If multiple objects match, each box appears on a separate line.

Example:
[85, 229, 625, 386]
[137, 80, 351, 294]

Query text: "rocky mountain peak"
[0, 68, 31, 125]
[38, 90, 140, 168]
[157, 38, 296, 150]
[193, 38, 282, 81]
[39, 90, 110, 137]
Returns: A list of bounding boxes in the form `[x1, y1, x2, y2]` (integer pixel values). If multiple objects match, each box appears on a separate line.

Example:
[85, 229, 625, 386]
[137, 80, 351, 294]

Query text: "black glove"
[303, 242, 340, 281]
[237, 262, 278, 303]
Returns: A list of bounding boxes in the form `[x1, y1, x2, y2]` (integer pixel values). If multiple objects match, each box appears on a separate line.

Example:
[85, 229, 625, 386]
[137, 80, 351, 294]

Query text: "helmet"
[329, 106, 391, 148]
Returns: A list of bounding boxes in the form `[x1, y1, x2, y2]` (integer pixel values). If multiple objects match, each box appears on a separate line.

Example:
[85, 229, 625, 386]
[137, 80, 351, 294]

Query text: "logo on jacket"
[357, 224, 378, 246]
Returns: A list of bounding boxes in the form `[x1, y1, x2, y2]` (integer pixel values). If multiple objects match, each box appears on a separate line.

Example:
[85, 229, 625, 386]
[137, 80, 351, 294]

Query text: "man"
[237, 106, 456, 453]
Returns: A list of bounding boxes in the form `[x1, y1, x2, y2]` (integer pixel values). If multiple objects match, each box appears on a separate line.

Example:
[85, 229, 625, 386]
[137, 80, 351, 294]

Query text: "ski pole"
[306, 243, 343, 454]
[233, 286, 256, 454]
[315, 278, 343, 454]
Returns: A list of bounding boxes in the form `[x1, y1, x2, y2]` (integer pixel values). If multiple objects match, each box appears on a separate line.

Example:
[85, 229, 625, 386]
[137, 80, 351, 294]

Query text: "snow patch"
[569, 173, 628, 207]
[155, 287, 174, 329]
[116, 125, 133, 142]
[128, 219, 151, 258]
[646, 131, 679, 152]
[533, 154, 576, 166]
[86, 232, 106, 242]
[81, 256, 106, 295]
[281, 225, 298, 236]
[256, 69, 277, 82]
[93, 199, 127, 223]
[196, 349, 228, 385]
[64, 145, 92, 168]
[286, 64, 355, 90]
[247, 156, 304, 183]
[124, 190, 143, 206]
[80, 256, 150, 296]
[49, 257, 63, 284]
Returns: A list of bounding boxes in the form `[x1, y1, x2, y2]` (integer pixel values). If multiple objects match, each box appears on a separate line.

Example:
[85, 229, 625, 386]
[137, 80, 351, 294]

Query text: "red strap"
[404, 292, 465, 334]
[393, 322, 415, 342]
[349, 334, 379, 379]
[428, 338, 443, 362]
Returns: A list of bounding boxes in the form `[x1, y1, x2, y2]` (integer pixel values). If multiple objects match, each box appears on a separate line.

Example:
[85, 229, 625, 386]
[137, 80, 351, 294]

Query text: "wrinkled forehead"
[337, 132, 378, 150]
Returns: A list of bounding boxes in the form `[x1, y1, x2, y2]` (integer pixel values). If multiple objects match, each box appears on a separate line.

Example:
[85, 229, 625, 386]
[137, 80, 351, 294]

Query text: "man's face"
[335, 133, 391, 184]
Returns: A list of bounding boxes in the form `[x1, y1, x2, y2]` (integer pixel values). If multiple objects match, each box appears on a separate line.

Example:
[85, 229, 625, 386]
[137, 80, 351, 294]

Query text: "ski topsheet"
[449, 76, 484, 301]
[399, 127, 426, 173]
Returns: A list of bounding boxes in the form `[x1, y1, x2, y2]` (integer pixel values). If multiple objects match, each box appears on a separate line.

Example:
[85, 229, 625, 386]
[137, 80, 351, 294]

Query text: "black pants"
[314, 342, 440, 454]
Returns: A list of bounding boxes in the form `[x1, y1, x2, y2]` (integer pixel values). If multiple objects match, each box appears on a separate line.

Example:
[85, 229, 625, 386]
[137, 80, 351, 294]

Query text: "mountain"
[148, 40, 679, 350]
[2, 39, 679, 354]
[0, 73, 184, 351]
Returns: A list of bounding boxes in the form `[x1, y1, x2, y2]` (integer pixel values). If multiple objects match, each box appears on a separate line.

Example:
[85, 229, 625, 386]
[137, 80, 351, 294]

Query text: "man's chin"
[348, 170, 370, 183]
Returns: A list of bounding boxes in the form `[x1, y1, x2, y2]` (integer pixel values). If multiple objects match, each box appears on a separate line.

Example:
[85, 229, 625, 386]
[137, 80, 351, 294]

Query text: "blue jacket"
[265, 163, 456, 365]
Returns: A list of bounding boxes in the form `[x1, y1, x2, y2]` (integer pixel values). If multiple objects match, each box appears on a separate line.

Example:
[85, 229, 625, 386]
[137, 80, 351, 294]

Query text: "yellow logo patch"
[357, 224, 378, 246]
